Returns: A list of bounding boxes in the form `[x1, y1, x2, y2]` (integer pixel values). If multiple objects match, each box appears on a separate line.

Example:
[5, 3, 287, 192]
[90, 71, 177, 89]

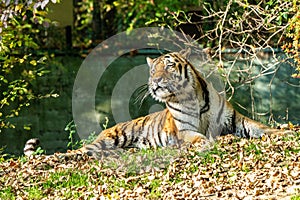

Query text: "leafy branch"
[0, 0, 58, 130]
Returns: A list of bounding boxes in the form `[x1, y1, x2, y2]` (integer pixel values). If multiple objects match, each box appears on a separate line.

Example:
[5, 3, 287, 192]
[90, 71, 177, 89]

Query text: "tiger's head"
[146, 49, 197, 103]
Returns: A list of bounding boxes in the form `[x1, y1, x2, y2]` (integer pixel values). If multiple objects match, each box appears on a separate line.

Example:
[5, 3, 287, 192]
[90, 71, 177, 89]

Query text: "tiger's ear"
[179, 48, 191, 60]
[146, 57, 153, 67]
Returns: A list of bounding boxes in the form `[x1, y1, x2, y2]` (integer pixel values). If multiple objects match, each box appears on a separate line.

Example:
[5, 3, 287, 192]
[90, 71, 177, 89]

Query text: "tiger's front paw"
[179, 130, 208, 144]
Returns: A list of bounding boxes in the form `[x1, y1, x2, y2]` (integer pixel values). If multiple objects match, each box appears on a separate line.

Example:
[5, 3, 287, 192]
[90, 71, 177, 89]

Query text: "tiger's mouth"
[149, 85, 175, 102]
[152, 85, 163, 94]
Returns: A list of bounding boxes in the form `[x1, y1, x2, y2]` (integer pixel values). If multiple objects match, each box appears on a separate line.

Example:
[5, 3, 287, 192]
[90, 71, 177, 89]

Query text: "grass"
[0, 187, 15, 200]
[0, 170, 94, 199]
[1, 131, 300, 199]
[46, 171, 89, 188]
[292, 195, 300, 200]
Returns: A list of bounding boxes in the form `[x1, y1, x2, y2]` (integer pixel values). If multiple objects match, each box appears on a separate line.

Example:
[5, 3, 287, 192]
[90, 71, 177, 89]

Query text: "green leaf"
[23, 124, 31, 130]
[30, 60, 37, 66]
[17, 40, 22, 47]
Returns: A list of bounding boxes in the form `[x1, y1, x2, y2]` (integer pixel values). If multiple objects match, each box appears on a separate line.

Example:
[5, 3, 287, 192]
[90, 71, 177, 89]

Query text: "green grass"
[244, 142, 262, 155]
[0, 187, 15, 200]
[0, 169, 93, 199]
[45, 171, 89, 188]
[1, 131, 300, 199]
[292, 195, 300, 200]
[27, 186, 44, 200]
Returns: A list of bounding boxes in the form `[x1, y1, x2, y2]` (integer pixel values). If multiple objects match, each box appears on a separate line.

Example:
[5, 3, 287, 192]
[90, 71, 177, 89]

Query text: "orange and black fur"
[25, 49, 284, 157]
[70, 49, 283, 157]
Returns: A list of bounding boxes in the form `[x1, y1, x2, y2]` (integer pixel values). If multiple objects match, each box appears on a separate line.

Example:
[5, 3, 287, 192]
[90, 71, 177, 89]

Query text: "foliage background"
[0, 0, 58, 130]
[0, 0, 299, 154]
[74, 0, 300, 123]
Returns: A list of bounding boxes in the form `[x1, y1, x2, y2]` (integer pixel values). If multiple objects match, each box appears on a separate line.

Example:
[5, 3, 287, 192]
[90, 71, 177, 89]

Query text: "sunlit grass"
[0, 131, 299, 199]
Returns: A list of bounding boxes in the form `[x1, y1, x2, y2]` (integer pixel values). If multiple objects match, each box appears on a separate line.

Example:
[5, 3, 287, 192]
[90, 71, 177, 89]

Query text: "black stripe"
[166, 102, 198, 118]
[150, 118, 156, 146]
[24, 147, 35, 151]
[26, 142, 38, 146]
[94, 141, 107, 149]
[146, 119, 151, 147]
[114, 135, 119, 147]
[179, 128, 197, 132]
[120, 131, 127, 148]
[174, 53, 185, 63]
[187, 63, 210, 116]
[174, 53, 188, 80]
[126, 117, 145, 146]
[195, 73, 210, 115]
[85, 146, 94, 156]
[184, 64, 188, 80]
[231, 110, 236, 134]
[173, 116, 198, 130]
[199, 79, 209, 115]
[157, 129, 163, 146]
[158, 111, 164, 129]
[130, 123, 137, 146]
[86, 143, 99, 151]
[151, 113, 162, 146]
[118, 123, 129, 148]
[177, 63, 182, 74]
[86, 146, 94, 151]
[242, 119, 250, 138]
[157, 112, 165, 145]
[155, 115, 163, 146]
[172, 54, 180, 59]
[120, 122, 129, 131]
[137, 117, 149, 145]
[93, 142, 101, 149]
[133, 137, 139, 143]
[216, 98, 225, 124]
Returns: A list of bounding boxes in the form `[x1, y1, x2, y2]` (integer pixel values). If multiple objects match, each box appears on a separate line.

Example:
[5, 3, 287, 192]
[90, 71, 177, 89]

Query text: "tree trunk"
[92, 0, 102, 44]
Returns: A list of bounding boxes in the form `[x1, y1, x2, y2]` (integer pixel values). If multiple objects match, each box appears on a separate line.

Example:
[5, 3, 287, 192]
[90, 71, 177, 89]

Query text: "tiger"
[24, 49, 285, 158]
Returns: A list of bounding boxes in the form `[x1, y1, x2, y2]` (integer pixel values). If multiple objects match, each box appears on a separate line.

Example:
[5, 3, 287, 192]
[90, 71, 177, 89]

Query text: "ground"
[1, 128, 300, 199]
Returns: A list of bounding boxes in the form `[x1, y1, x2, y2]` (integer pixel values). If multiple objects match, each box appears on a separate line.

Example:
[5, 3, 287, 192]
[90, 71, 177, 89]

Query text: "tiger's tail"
[23, 138, 40, 157]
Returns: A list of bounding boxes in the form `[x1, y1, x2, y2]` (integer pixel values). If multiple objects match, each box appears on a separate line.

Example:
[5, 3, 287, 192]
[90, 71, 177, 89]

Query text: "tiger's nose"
[151, 77, 163, 90]
[153, 77, 163, 84]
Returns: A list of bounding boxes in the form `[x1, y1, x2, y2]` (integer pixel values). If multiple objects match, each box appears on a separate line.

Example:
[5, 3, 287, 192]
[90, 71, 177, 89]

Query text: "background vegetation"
[0, 0, 299, 148]
[0, 0, 57, 130]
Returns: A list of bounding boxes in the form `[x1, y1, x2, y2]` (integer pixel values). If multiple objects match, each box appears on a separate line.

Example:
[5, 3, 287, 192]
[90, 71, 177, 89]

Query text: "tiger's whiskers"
[134, 84, 150, 108]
